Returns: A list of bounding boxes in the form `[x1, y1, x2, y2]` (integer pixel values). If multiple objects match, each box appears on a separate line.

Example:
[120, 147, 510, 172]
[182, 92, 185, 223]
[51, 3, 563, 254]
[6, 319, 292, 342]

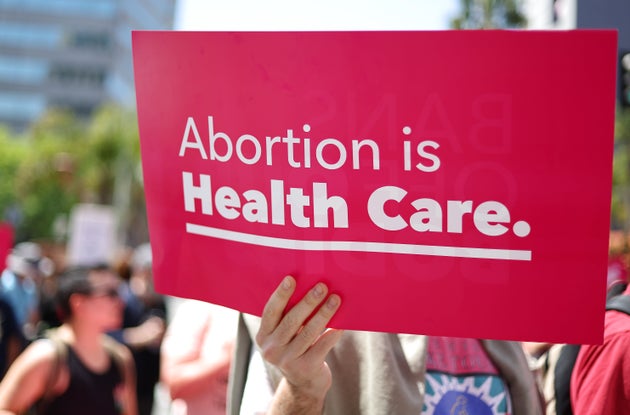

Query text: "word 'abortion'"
[178, 116, 441, 172]
[183, 172, 531, 238]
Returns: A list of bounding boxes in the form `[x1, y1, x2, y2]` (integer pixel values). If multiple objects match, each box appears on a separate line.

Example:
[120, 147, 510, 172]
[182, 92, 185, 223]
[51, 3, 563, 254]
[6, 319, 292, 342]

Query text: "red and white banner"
[133, 30, 617, 343]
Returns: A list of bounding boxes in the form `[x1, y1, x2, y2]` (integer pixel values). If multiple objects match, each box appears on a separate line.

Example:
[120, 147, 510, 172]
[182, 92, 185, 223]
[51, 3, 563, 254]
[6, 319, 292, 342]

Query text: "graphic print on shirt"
[422, 337, 513, 415]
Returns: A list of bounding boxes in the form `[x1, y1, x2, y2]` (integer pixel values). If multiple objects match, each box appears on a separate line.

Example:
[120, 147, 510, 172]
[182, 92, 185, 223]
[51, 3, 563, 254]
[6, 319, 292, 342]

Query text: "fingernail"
[312, 283, 325, 298]
[326, 294, 340, 309]
[282, 276, 292, 290]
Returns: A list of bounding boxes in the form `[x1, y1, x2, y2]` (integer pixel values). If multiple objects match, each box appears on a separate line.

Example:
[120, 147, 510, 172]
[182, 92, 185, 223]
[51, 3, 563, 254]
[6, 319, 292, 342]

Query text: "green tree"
[0, 126, 29, 230]
[0, 104, 146, 244]
[78, 104, 141, 204]
[9, 110, 80, 241]
[612, 110, 630, 229]
[451, 0, 527, 29]
[78, 104, 146, 245]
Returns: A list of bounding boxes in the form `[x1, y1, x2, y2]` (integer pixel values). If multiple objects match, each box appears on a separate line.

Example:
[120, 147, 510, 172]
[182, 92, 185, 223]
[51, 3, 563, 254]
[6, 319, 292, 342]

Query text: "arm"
[0, 340, 58, 414]
[108, 339, 139, 415]
[121, 315, 165, 349]
[522, 342, 552, 359]
[122, 349, 139, 415]
[163, 350, 232, 399]
[161, 302, 235, 399]
[255, 276, 343, 415]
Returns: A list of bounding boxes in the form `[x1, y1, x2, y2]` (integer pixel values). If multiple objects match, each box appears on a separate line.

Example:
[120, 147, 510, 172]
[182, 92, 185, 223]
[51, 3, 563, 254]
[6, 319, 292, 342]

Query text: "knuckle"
[259, 342, 280, 364]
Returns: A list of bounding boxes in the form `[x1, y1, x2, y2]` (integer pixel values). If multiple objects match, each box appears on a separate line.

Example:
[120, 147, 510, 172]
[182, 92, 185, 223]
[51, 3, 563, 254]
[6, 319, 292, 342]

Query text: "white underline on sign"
[186, 223, 532, 261]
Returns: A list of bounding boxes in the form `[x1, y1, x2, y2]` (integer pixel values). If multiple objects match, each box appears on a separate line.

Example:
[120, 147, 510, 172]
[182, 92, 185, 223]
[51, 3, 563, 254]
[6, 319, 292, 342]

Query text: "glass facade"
[0, 0, 175, 131]
[0, 23, 63, 48]
[0, 0, 116, 18]
[0, 57, 48, 84]
[0, 93, 45, 121]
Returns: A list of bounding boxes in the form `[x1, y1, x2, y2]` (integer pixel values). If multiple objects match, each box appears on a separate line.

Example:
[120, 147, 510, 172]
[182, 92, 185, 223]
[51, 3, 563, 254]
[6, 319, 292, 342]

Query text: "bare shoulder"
[13, 339, 60, 370]
[0, 338, 61, 404]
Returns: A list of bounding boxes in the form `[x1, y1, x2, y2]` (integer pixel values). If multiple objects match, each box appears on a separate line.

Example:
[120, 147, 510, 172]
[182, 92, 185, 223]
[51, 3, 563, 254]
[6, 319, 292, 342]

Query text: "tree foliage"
[0, 105, 145, 243]
[451, 0, 527, 29]
[612, 109, 630, 229]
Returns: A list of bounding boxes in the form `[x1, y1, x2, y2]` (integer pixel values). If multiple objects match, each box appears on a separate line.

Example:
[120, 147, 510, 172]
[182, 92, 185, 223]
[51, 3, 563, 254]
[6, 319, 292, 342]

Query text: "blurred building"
[0, 0, 176, 132]
[524, 0, 629, 46]
[523, 0, 630, 106]
[523, 0, 576, 29]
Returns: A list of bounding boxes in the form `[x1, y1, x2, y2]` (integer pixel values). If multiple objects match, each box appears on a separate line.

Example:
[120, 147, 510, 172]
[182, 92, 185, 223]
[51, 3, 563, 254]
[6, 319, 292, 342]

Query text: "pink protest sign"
[133, 31, 617, 343]
[0, 222, 13, 267]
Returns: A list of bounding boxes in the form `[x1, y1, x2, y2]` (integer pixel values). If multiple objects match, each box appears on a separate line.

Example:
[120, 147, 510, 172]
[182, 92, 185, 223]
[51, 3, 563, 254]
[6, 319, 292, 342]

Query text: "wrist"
[270, 378, 328, 415]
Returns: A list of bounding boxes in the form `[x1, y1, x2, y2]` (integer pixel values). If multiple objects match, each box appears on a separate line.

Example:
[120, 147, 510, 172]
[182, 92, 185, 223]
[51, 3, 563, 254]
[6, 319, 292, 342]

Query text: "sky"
[174, 0, 461, 31]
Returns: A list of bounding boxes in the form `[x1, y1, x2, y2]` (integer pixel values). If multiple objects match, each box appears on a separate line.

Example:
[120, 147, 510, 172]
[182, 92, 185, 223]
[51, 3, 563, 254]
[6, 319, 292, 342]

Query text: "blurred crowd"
[0, 234, 627, 415]
[0, 240, 237, 415]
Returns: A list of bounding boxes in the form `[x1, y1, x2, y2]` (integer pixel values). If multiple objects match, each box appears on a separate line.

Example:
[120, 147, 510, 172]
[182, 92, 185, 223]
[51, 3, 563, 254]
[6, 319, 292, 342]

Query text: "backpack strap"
[101, 335, 128, 385]
[226, 313, 253, 415]
[606, 294, 630, 315]
[35, 329, 68, 414]
[553, 343, 581, 415]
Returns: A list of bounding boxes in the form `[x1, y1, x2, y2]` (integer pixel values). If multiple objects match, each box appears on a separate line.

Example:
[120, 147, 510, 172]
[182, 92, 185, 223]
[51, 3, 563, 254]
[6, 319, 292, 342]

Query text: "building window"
[68, 31, 111, 51]
[49, 65, 106, 87]
[49, 100, 95, 117]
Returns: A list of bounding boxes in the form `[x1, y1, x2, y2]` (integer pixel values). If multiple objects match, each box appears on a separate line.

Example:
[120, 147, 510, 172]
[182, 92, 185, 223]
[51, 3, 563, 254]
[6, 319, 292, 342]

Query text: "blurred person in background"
[0, 264, 137, 415]
[569, 278, 630, 414]
[110, 244, 165, 415]
[526, 239, 630, 415]
[607, 230, 629, 289]
[1, 242, 54, 341]
[161, 299, 237, 415]
[0, 297, 23, 380]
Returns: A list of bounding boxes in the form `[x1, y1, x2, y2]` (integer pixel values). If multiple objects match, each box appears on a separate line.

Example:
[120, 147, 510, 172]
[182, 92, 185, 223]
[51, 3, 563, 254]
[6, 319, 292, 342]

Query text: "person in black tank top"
[43, 345, 123, 415]
[0, 264, 138, 415]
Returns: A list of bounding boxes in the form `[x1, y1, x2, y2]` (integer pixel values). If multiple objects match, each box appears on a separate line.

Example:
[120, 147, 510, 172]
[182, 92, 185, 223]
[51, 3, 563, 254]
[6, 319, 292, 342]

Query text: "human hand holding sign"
[255, 276, 344, 414]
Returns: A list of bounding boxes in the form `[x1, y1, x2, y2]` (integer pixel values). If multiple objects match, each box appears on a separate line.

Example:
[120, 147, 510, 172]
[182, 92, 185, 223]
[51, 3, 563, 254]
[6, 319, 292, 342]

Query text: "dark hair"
[55, 263, 113, 321]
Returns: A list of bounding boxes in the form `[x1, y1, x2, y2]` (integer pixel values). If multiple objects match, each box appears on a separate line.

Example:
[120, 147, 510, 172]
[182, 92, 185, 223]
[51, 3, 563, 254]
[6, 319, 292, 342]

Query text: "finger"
[258, 276, 296, 338]
[307, 328, 345, 363]
[273, 282, 330, 346]
[287, 293, 342, 357]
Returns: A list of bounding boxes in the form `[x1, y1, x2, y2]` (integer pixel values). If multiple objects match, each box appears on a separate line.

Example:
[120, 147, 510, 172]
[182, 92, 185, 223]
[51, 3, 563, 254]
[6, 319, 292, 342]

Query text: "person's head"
[129, 243, 155, 297]
[131, 243, 152, 276]
[5, 241, 54, 281]
[55, 264, 123, 330]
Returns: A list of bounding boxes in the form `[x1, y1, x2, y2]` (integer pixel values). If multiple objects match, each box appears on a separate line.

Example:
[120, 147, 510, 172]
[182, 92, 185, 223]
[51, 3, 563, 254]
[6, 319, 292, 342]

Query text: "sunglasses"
[87, 287, 120, 299]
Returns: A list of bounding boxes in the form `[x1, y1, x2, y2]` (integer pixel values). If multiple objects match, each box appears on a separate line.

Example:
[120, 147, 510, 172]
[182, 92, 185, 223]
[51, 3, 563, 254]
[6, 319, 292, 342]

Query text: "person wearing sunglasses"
[0, 264, 138, 415]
